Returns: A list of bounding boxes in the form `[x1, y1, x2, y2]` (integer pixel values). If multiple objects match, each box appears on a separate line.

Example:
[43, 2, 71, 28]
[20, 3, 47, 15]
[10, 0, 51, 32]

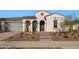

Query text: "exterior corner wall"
[1, 21, 5, 32]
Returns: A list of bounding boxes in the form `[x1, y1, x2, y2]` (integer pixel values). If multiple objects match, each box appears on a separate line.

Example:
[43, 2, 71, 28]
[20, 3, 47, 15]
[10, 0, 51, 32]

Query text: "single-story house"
[0, 11, 79, 32]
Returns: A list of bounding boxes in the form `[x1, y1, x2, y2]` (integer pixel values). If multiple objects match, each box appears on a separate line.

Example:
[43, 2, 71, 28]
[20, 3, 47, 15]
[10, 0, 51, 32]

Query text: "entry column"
[30, 23, 32, 32]
[45, 21, 47, 32]
[23, 22, 26, 32]
[37, 22, 40, 32]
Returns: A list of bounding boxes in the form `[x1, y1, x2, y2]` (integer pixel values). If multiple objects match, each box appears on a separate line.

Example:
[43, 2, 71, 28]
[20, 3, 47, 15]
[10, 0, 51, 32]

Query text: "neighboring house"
[0, 11, 79, 32]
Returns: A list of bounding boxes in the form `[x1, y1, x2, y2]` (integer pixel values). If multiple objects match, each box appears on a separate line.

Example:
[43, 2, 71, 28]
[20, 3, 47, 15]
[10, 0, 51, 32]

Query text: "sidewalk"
[0, 41, 79, 49]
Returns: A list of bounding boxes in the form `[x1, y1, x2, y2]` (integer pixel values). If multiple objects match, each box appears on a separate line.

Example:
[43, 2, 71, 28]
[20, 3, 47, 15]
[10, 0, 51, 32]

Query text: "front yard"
[1, 31, 79, 41]
[50, 31, 79, 41]
[1, 32, 40, 41]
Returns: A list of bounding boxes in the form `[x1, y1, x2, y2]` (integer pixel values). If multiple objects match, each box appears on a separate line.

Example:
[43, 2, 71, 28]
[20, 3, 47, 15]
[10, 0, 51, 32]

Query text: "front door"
[40, 20, 45, 31]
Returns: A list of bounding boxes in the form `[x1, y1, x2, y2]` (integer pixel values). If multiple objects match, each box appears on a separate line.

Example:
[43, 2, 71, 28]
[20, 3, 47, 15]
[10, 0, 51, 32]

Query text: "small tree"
[60, 16, 74, 32]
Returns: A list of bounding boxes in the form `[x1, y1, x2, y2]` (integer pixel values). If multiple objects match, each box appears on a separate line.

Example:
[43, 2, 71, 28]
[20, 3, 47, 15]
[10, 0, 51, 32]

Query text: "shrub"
[53, 33, 56, 35]
[63, 35, 69, 38]
[58, 32, 62, 36]
[9, 37, 13, 39]
[55, 37, 58, 39]
[20, 32, 24, 34]
[32, 36, 35, 39]
[25, 34, 29, 36]
[77, 34, 79, 36]
[73, 36, 77, 38]
[20, 35, 23, 38]
[71, 33, 75, 36]
[32, 31, 36, 34]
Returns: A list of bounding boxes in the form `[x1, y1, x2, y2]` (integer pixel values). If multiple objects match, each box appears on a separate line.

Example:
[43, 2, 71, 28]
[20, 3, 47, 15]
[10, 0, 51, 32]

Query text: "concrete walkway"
[40, 32, 52, 41]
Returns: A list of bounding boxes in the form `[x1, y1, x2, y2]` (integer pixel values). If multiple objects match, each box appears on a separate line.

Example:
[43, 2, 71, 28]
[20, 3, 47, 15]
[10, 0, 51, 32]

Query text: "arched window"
[40, 13, 44, 16]
[25, 21, 30, 31]
[53, 20, 58, 28]
[32, 20, 38, 31]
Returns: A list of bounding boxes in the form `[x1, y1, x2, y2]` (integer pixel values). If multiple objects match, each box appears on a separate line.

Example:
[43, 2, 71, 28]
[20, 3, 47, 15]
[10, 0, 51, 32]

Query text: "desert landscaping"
[1, 30, 79, 41]
[50, 30, 79, 41]
[1, 32, 40, 41]
[0, 31, 79, 49]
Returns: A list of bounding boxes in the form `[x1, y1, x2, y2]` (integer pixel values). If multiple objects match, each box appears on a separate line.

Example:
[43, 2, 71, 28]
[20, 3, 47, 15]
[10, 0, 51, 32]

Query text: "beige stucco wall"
[45, 14, 65, 32]
[23, 11, 65, 32]
[35, 11, 49, 32]
[23, 19, 36, 32]
[35, 11, 49, 20]
[23, 11, 50, 32]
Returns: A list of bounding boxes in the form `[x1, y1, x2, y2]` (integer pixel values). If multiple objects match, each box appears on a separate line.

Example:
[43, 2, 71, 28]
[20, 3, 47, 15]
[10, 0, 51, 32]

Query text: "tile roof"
[22, 16, 37, 19]
[6, 17, 22, 21]
[0, 18, 6, 20]
[0, 16, 37, 21]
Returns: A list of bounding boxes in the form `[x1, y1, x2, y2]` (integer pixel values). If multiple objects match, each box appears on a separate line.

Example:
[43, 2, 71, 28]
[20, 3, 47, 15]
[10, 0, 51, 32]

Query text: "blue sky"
[0, 10, 79, 18]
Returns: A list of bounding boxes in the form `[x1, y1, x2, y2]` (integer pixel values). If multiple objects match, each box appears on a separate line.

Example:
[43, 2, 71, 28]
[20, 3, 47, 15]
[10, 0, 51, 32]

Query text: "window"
[40, 13, 44, 16]
[53, 20, 58, 28]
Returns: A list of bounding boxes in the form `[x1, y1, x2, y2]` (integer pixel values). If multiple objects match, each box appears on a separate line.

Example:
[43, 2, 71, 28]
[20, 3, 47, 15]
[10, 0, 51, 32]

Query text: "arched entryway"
[32, 21, 38, 31]
[40, 20, 45, 31]
[25, 21, 30, 31]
